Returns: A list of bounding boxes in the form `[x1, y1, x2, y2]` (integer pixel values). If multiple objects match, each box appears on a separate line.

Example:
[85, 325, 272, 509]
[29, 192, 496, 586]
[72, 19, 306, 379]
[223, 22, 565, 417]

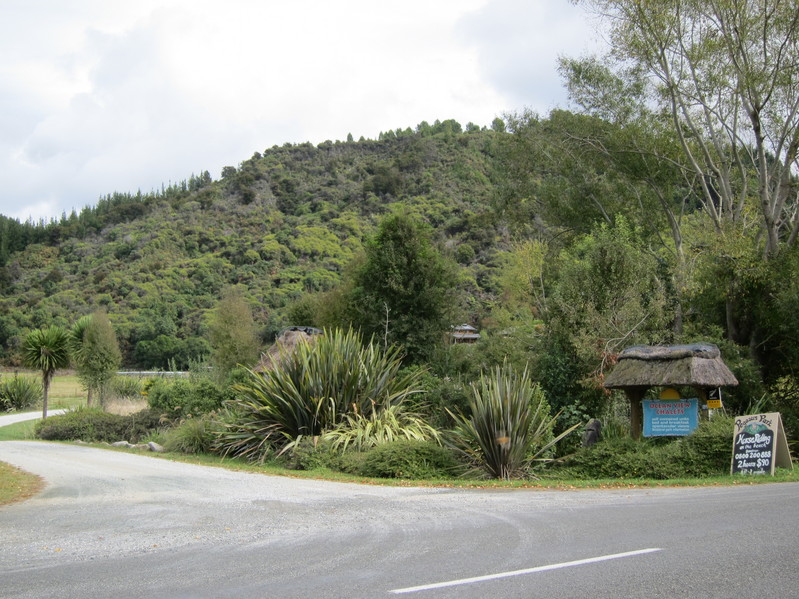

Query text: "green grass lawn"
[45, 373, 87, 410]
[0, 420, 39, 441]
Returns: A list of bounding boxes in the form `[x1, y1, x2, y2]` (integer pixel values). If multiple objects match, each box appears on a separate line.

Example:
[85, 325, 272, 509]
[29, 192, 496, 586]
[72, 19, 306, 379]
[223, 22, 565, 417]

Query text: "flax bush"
[323, 403, 440, 452]
[448, 361, 579, 480]
[214, 328, 425, 462]
[0, 374, 41, 411]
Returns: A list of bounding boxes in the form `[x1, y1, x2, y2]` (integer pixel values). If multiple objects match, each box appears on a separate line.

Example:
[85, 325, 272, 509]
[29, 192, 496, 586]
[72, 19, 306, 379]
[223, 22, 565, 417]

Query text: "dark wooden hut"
[603, 343, 738, 438]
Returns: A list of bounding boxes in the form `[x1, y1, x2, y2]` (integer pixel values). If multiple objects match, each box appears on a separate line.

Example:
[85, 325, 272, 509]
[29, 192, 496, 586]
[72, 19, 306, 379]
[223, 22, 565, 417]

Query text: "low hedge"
[35, 408, 162, 443]
[558, 416, 736, 480]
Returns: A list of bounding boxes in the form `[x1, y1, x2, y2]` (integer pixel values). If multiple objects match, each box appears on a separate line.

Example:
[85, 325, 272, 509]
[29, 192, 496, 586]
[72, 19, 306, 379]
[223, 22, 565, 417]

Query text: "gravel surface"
[0, 440, 668, 568]
[0, 410, 66, 427]
[2, 441, 798, 599]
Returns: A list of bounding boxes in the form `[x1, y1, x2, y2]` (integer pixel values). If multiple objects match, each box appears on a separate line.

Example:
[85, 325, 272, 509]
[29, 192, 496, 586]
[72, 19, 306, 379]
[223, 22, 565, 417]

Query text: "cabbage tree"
[23, 326, 71, 419]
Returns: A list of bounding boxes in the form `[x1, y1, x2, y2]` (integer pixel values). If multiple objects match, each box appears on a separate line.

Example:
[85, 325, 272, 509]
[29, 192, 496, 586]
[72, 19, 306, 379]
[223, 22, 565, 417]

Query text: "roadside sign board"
[642, 399, 699, 437]
[731, 412, 793, 475]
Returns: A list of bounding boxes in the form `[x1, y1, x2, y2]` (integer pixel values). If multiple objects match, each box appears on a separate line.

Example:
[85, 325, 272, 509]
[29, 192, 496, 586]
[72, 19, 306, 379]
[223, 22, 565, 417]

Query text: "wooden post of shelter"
[603, 344, 738, 439]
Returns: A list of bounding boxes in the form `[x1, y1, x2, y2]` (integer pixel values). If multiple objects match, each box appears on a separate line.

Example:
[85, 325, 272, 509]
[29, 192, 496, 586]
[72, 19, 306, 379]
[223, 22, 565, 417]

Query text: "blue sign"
[643, 399, 699, 437]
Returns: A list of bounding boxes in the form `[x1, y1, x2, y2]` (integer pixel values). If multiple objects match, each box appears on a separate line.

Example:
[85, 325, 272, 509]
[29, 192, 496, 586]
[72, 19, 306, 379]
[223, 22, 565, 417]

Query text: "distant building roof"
[449, 324, 480, 343]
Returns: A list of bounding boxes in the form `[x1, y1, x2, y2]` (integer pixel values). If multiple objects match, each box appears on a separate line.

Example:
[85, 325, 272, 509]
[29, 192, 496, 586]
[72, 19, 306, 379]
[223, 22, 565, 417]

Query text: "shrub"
[682, 415, 736, 475]
[560, 416, 736, 479]
[769, 376, 799, 451]
[107, 376, 144, 400]
[0, 375, 42, 411]
[35, 407, 162, 443]
[162, 416, 216, 454]
[282, 438, 345, 471]
[215, 328, 424, 461]
[448, 361, 580, 480]
[323, 404, 440, 452]
[343, 440, 461, 479]
[414, 371, 471, 429]
[147, 378, 229, 419]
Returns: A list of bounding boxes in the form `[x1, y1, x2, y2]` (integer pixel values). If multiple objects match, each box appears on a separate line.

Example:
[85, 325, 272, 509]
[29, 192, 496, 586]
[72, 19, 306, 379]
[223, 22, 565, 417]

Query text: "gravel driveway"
[2, 440, 798, 599]
[0, 440, 652, 567]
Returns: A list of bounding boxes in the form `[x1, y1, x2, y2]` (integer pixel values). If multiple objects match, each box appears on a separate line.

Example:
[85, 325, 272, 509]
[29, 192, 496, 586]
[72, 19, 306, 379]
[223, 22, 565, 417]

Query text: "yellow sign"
[707, 398, 723, 409]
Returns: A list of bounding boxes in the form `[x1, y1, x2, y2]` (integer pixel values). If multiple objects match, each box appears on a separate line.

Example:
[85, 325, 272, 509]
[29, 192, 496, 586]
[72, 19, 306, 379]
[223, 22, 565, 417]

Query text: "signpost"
[731, 412, 793, 475]
[642, 399, 699, 437]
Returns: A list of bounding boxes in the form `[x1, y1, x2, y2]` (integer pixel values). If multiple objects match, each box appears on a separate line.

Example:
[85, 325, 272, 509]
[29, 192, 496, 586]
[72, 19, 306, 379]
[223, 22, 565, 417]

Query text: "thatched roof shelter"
[604, 343, 739, 389]
[603, 343, 738, 438]
[254, 326, 322, 372]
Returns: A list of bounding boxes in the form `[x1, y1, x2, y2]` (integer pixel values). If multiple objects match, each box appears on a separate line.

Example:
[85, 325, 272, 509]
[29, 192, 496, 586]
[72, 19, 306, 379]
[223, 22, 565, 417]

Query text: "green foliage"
[107, 376, 144, 400]
[561, 416, 736, 479]
[768, 376, 799, 451]
[413, 371, 472, 429]
[161, 415, 217, 454]
[0, 374, 42, 411]
[22, 325, 71, 418]
[448, 361, 579, 480]
[550, 216, 669, 366]
[281, 438, 345, 471]
[344, 212, 459, 364]
[70, 311, 122, 406]
[323, 403, 440, 452]
[146, 377, 229, 420]
[35, 407, 162, 443]
[344, 440, 461, 479]
[214, 328, 424, 461]
[207, 288, 260, 374]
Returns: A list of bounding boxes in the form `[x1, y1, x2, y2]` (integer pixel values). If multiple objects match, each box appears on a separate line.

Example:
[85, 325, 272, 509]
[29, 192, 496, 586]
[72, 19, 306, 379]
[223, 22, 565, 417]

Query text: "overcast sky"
[0, 0, 603, 222]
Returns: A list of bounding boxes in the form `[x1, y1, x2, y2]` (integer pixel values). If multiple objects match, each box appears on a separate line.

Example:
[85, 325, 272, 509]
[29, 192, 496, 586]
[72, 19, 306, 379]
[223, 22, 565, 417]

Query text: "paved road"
[1, 441, 798, 598]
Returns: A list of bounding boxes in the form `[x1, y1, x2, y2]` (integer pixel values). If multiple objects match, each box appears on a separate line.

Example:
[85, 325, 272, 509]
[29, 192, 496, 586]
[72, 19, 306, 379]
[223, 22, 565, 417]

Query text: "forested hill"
[0, 120, 506, 366]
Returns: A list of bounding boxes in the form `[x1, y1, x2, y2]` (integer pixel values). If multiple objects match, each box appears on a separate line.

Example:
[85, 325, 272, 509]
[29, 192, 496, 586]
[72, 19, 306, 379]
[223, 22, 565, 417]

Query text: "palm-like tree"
[22, 326, 71, 419]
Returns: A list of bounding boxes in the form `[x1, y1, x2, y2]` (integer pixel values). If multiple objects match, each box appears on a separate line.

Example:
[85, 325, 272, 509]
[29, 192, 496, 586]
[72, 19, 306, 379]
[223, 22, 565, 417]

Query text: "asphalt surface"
[1, 440, 798, 598]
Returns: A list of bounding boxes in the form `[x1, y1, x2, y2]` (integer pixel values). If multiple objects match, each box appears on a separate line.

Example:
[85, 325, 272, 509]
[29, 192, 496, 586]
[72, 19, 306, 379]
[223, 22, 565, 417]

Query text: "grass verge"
[0, 420, 39, 441]
[0, 461, 44, 506]
[114, 447, 799, 490]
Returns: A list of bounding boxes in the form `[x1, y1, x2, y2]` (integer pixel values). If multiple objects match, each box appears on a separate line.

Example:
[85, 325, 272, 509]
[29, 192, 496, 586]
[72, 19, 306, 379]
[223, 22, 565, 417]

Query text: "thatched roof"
[603, 343, 738, 389]
[254, 327, 321, 372]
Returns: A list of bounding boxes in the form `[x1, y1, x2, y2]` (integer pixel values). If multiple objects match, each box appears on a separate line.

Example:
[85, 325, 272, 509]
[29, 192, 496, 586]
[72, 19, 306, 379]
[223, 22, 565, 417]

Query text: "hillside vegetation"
[2, 108, 799, 450]
[1, 120, 501, 368]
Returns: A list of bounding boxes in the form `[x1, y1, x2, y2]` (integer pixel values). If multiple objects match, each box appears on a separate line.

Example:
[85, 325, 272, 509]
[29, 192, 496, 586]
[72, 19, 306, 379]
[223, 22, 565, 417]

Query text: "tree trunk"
[42, 380, 49, 420]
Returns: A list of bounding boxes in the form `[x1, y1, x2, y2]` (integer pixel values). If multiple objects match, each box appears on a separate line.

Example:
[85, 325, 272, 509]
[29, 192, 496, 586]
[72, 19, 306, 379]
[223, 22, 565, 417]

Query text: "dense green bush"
[559, 416, 736, 479]
[0, 374, 41, 411]
[343, 440, 461, 479]
[35, 407, 162, 443]
[161, 415, 216, 454]
[147, 377, 230, 419]
[282, 438, 346, 471]
[413, 370, 471, 429]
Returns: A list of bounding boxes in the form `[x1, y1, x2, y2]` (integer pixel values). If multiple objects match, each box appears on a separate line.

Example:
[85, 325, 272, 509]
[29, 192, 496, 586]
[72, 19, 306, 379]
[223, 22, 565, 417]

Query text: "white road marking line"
[389, 547, 662, 594]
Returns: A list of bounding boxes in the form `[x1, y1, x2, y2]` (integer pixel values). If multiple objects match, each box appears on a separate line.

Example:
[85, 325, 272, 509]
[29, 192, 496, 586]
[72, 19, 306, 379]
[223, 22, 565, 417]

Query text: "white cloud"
[0, 0, 598, 221]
